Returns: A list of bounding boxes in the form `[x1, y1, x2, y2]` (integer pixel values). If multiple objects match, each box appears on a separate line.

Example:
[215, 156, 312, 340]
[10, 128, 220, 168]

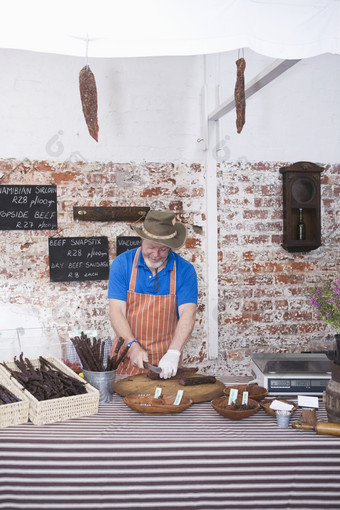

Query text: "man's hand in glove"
[158, 349, 181, 379]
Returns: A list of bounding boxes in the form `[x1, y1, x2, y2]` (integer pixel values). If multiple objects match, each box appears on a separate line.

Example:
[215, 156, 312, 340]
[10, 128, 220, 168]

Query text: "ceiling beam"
[208, 59, 301, 122]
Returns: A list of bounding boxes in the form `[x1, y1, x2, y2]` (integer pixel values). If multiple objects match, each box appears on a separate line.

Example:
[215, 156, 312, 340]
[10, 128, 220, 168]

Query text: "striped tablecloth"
[0, 376, 339, 510]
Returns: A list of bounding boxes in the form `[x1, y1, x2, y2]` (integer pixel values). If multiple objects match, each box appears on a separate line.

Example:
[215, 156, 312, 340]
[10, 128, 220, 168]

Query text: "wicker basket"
[0, 365, 29, 428]
[1, 356, 100, 426]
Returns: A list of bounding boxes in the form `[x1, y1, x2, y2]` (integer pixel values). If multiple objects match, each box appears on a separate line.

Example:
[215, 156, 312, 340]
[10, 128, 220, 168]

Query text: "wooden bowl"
[260, 398, 297, 418]
[123, 394, 192, 414]
[223, 384, 268, 402]
[211, 396, 259, 420]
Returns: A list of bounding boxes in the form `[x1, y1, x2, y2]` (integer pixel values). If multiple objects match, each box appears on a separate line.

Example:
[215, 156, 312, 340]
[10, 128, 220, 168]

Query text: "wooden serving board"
[114, 373, 225, 404]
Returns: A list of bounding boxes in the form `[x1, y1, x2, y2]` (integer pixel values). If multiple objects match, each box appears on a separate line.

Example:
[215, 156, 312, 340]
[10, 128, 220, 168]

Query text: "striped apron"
[112, 247, 178, 375]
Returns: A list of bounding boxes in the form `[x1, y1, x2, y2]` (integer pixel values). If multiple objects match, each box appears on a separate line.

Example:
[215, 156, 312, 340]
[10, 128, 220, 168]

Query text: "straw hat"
[132, 210, 186, 250]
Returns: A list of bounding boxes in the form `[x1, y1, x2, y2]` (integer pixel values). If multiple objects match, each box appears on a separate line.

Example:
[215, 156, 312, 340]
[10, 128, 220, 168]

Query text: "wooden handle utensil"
[292, 421, 340, 436]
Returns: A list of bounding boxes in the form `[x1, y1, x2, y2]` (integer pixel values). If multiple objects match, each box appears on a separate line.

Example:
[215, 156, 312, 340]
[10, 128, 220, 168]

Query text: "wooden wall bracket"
[73, 206, 150, 222]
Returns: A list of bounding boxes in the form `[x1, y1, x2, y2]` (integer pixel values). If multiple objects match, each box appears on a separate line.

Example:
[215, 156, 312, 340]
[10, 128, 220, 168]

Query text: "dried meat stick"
[234, 57, 246, 134]
[79, 65, 99, 142]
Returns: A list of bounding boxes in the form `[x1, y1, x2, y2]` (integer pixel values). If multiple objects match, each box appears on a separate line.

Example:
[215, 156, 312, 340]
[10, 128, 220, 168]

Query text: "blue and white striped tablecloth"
[0, 376, 339, 510]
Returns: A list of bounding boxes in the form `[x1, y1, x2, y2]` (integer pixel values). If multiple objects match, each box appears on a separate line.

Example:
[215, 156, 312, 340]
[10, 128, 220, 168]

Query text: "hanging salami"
[79, 65, 99, 142]
[234, 57, 246, 134]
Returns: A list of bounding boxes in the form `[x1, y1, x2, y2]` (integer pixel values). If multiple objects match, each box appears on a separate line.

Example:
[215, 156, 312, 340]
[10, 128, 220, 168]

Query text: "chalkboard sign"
[0, 185, 57, 230]
[116, 236, 141, 256]
[49, 236, 110, 282]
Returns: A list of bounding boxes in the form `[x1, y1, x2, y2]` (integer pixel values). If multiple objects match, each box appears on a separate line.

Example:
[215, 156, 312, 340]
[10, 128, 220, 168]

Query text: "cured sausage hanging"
[79, 65, 99, 142]
[234, 57, 246, 134]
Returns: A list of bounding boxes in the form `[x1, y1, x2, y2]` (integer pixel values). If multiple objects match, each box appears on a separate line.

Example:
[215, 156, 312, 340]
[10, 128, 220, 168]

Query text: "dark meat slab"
[146, 366, 199, 380]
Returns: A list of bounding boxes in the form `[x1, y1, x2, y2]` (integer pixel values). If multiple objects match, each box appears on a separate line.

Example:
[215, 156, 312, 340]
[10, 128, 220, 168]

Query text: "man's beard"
[144, 255, 166, 270]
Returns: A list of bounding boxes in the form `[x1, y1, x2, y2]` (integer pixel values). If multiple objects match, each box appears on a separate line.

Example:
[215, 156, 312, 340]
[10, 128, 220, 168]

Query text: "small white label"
[174, 389, 184, 405]
[228, 388, 238, 405]
[298, 395, 319, 409]
[242, 391, 248, 406]
[154, 387, 162, 399]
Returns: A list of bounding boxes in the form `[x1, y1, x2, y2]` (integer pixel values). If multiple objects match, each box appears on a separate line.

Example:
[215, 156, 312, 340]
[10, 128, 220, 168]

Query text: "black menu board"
[0, 185, 57, 230]
[116, 236, 141, 255]
[49, 236, 110, 282]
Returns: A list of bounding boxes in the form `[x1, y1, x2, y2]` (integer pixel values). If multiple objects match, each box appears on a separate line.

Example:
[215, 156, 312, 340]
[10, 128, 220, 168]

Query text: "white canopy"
[1, 0, 340, 59]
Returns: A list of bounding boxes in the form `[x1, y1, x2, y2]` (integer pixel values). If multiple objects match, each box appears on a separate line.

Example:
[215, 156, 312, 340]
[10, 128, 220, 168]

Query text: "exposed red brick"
[185, 238, 201, 249]
[243, 301, 258, 311]
[52, 172, 81, 184]
[140, 187, 170, 197]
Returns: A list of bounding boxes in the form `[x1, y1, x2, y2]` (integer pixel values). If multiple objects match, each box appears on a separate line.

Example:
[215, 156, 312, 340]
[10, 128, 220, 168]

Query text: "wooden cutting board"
[114, 373, 225, 404]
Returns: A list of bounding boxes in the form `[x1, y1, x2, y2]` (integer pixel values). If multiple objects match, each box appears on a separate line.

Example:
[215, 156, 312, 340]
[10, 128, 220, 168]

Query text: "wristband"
[127, 340, 138, 348]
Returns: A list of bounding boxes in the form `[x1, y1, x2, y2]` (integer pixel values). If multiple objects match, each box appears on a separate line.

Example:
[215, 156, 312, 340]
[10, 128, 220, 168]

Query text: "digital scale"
[250, 353, 333, 396]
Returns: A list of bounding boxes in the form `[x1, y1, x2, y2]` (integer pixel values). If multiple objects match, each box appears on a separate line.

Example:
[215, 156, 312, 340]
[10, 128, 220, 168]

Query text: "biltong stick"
[178, 376, 216, 386]
[79, 65, 99, 142]
[99, 341, 105, 368]
[0, 384, 20, 404]
[111, 337, 124, 366]
[234, 57, 246, 134]
[113, 344, 130, 370]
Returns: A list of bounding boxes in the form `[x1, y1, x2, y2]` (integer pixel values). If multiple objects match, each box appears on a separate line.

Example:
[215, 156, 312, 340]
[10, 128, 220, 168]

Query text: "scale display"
[251, 353, 332, 396]
[268, 377, 329, 394]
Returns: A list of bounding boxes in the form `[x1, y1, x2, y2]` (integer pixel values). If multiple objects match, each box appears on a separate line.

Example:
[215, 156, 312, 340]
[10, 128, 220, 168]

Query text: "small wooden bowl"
[223, 384, 268, 402]
[123, 394, 192, 414]
[260, 398, 297, 418]
[211, 396, 259, 420]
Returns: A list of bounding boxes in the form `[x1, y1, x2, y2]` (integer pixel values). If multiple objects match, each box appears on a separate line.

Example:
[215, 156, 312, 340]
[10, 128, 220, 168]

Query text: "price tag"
[298, 395, 319, 409]
[174, 389, 184, 405]
[228, 388, 238, 405]
[154, 387, 162, 399]
[242, 391, 248, 406]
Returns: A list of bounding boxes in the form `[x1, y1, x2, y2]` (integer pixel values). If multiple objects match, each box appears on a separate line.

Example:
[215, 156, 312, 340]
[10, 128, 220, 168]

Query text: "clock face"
[291, 176, 316, 204]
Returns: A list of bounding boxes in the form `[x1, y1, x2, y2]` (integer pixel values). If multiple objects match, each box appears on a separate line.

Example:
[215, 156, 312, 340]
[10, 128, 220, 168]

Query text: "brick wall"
[0, 158, 339, 374]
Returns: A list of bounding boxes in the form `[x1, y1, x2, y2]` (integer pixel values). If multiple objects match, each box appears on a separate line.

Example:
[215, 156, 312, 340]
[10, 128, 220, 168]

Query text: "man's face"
[141, 239, 171, 270]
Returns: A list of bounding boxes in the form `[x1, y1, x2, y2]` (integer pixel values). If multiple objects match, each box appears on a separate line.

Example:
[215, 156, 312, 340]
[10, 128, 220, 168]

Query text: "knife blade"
[143, 361, 162, 374]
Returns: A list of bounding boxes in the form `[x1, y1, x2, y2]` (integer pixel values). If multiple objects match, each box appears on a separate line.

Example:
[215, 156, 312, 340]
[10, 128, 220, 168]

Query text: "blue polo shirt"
[108, 248, 198, 311]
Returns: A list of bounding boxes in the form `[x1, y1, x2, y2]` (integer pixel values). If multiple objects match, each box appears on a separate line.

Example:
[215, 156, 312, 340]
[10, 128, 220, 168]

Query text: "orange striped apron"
[112, 247, 178, 375]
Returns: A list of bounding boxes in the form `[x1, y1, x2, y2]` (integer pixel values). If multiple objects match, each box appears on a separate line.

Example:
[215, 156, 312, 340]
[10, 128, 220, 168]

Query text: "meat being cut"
[79, 65, 99, 142]
[234, 57, 246, 134]
[146, 366, 198, 381]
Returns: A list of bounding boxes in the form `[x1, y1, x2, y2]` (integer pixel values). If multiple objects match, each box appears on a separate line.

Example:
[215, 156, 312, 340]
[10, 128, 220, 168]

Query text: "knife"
[143, 361, 162, 374]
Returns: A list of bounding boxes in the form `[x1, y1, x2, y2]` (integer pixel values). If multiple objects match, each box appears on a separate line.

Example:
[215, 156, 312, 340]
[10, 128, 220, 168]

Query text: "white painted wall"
[0, 49, 203, 164]
[211, 51, 340, 165]
[0, 49, 339, 165]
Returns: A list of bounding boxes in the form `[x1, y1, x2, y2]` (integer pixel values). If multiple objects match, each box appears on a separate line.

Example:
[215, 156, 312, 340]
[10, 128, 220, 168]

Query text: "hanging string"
[237, 48, 245, 60]
[85, 34, 89, 70]
[69, 33, 103, 70]
[153, 268, 160, 293]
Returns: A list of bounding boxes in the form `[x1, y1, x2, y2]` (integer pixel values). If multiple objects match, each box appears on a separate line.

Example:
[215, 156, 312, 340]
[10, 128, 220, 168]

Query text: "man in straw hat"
[108, 210, 198, 379]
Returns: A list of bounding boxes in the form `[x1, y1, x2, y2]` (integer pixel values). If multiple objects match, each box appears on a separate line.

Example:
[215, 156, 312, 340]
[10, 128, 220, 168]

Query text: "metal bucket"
[324, 362, 340, 423]
[83, 369, 116, 404]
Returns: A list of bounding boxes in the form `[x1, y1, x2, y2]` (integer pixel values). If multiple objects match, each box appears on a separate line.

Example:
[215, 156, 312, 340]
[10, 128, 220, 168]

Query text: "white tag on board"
[174, 389, 184, 405]
[154, 387, 162, 399]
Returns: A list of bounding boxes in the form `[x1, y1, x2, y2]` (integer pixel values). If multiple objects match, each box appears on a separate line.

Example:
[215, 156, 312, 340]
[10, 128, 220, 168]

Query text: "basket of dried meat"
[0, 354, 99, 426]
[211, 396, 260, 420]
[0, 365, 29, 428]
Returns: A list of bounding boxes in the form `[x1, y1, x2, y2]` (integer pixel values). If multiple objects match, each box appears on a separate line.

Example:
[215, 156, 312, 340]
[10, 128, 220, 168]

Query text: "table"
[0, 376, 339, 510]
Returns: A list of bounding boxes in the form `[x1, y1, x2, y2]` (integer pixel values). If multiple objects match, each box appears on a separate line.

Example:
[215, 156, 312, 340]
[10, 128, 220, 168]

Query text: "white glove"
[158, 349, 181, 379]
